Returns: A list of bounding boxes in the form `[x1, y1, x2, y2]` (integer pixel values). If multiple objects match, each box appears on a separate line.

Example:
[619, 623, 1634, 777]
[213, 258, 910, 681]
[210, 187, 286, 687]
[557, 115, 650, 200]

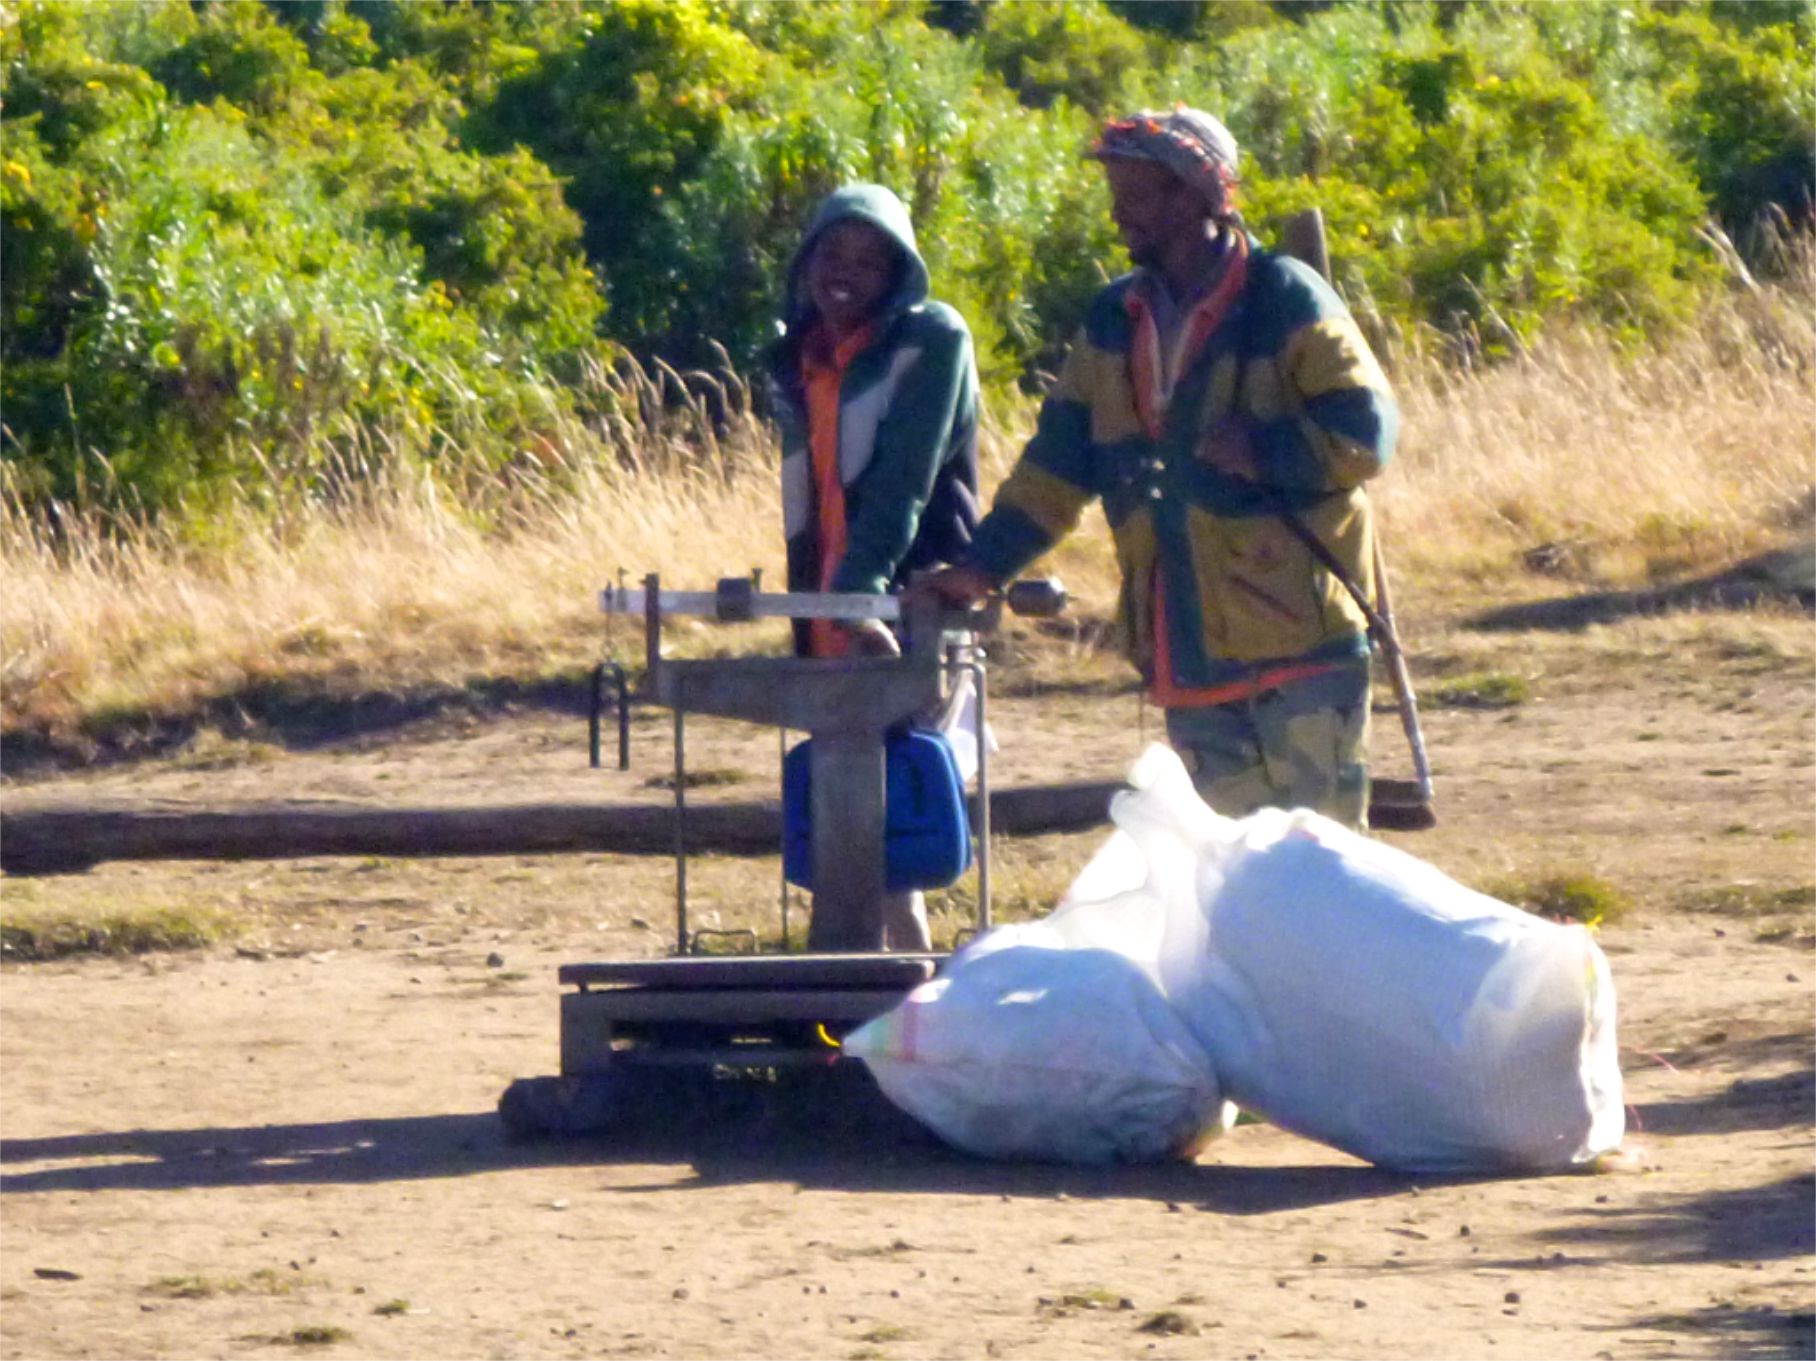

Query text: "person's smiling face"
[1104, 157, 1205, 272]
[806, 219, 900, 336]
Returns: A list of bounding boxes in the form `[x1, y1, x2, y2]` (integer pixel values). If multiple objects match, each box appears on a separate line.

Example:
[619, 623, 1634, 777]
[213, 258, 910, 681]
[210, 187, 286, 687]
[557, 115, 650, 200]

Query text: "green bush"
[150, 0, 315, 117]
[2, 0, 1810, 517]
[1483, 871, 1632, 929]
[974, 0, 1155, 112]
[43, 102, 511, 506]
[1, 0, 605, 515]
[655, 9, 1115, 382]
[1180, 5, 1720, 346]
[1639, 7, 1816, 242]
[471, 0, 771, 354]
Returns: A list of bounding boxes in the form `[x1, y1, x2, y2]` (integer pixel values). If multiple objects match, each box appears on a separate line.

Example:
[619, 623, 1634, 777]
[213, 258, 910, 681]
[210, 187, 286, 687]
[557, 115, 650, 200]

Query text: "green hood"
[783, 183, 930, 329]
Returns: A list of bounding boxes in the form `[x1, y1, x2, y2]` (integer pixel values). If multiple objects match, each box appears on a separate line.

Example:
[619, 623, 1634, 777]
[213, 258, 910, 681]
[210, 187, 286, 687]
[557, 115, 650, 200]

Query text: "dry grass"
[0, 890, 238, 960]
[2, 262, 1811, 754]
[1, 358, 788, 747]
[1381, 251, 1814, 589]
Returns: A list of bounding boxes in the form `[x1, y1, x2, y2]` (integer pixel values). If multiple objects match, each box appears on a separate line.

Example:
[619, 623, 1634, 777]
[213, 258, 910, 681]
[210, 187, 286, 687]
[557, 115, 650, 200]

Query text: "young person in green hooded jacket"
[769, 183, 981, 948]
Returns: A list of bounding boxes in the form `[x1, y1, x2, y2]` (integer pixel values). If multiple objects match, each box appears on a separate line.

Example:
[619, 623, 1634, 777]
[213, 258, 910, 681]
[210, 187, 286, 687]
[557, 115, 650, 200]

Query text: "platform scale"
[497, 575, 1065, 1138]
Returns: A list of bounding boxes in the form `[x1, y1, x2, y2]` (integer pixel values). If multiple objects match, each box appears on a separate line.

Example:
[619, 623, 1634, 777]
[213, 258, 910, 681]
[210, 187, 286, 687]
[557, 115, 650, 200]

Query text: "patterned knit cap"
[1091, 105, 1241, 221]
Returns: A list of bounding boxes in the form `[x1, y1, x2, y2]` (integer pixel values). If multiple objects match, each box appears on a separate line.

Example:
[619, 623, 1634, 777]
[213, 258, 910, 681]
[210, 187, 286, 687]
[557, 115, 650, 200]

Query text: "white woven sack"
[1102, 746, 1625, 1173]
[844, 922, 1232, 1165]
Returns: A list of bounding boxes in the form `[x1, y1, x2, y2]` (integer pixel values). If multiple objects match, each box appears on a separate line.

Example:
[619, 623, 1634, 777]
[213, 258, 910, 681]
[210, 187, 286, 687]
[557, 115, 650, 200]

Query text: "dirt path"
[2, 603, 1813, 1360]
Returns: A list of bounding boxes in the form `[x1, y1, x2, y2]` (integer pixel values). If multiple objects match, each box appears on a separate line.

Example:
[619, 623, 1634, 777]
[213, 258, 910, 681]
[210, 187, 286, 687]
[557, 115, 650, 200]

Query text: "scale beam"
[600, 582, 900, 624]
[599, 576, 1066, 625]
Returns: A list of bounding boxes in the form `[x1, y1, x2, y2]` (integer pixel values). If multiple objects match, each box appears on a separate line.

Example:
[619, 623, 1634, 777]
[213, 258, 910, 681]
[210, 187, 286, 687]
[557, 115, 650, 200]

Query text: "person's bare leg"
[880, 891, 931, 951]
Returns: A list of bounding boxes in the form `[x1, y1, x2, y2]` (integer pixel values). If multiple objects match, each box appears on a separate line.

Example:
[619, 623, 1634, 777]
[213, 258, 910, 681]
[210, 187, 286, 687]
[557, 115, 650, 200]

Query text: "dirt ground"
[2, 593, 1814, 1361]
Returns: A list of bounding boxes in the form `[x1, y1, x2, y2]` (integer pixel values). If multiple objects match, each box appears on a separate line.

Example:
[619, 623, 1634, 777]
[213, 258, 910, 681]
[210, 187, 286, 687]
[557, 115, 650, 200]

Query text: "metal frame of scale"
[498, 575, 1065, 1138]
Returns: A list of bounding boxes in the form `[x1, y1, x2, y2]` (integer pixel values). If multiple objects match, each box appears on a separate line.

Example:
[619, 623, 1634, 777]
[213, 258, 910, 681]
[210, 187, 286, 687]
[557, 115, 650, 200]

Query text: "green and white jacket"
[770, 185, 980, 605]
[968, 236, 1398, 693]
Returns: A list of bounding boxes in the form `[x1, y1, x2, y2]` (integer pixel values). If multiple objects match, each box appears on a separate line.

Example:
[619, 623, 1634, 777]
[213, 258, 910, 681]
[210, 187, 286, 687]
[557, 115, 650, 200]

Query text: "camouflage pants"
[1163, 658, 1372, 830]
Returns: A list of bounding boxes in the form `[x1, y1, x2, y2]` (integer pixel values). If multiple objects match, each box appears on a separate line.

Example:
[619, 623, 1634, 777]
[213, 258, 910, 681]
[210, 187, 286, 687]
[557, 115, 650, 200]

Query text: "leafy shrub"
[654, 10, 1116, 383]
[6, 93, 568, 512]
[1107, 0, 1277, 43]
[0, 1, 172, 157]
[1182, 5, 1719, 347]
[1483, 872, 1632, 928]
[0, 903, 236, 960]
[351, 0, 591, 94]
[974, 0, 1155, 112]
[150, 0, 315, 117]
[3, 0, 1811, 517]
[1639, 7, 1816, 241]
[2, 0, 606, 516]
[471, 0, 770, 352]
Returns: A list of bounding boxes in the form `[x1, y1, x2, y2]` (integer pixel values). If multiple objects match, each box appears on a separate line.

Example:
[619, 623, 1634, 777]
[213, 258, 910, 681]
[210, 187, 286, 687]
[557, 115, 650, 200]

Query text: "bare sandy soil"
[3, 595, 1813, 1361]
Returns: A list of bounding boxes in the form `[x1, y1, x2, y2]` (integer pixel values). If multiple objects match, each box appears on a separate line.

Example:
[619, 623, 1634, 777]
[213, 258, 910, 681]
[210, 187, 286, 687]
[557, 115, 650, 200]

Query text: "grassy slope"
[1, 263, 1810, 769]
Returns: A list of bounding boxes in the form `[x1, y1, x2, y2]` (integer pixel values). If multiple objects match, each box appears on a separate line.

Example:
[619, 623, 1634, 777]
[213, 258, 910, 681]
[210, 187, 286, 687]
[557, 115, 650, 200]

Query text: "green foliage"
[2, 124, 97, 368]
[2, 0, 604, 515]
[1639, 7, 1816, 239]
[1189, 4, 1720, 346]
[975, 0, 1155, 112]
[470, 0, 771, 350]
[1483, 871, 1632, 928]
[274, 2, 380, 77]
[2, 0, 1810, 517]
[151, 0, 315, 117]
[654, 9, 1115, 380]
[0, 902, 237, 960]
[1425, 670, 1532, 709]
[0, 1, 172, 157]
[351, 0, 591, 94]
[1107, 0, 1278, 43]
[7, 94, 546, 511]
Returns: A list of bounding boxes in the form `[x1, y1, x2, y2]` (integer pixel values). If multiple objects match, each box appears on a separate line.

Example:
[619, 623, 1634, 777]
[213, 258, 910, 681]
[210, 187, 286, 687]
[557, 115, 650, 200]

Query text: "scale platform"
[500, 951, 946, 1141]
[498, 574, 1058, 1141]
[558, 951, 944, 1075]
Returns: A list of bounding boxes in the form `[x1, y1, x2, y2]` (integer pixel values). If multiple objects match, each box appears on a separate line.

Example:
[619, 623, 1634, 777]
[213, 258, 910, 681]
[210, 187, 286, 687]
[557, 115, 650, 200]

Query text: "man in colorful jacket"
[921, 108, 1398, 829]
[770, 183, 981, 949]
[770, 183, 980, 662]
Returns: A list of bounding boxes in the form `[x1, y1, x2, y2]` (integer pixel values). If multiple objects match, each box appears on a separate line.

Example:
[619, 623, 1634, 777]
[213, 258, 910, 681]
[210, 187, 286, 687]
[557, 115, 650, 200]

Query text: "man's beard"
[1124, 236, 1161, 270]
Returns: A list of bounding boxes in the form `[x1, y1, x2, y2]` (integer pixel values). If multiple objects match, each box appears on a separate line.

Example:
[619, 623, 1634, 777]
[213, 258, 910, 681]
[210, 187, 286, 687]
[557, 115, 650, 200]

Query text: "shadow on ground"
[1466, 542, 1815, 633]
[1630, 1033, 1816, 1141]
[0, 1096, 1447, 1216]
[1467, 1172, 1816, 1272]
[0, 672, 599, 779]
[1635, 1066, 1815, 1140]
[1604, 1303, 1816, 1361]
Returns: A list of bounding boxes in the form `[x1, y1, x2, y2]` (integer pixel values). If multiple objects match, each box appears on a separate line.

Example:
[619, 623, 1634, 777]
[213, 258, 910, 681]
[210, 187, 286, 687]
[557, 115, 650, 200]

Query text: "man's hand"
[909, 563, 995, 610]
[841, 617, 902, 658]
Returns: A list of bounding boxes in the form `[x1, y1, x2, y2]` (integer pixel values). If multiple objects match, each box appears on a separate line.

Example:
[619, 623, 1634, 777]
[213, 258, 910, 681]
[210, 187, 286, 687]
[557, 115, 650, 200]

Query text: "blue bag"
[782, 727, 973, 892]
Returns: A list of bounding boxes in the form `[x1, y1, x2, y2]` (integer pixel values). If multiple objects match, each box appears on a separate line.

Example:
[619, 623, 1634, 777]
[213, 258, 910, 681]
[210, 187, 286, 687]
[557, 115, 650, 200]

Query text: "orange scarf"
[1125, 232, 1248, 441]
[1128, 236, 1334, 707]
[801, 322, 874, 658]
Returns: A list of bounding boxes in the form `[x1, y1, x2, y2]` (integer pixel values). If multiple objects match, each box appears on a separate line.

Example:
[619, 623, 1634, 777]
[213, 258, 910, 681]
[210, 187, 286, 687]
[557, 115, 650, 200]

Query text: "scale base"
[500, 951, 945, 1143]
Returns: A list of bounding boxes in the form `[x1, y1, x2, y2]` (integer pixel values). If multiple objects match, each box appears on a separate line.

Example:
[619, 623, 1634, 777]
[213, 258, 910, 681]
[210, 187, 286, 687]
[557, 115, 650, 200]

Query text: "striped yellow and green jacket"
[968, 237, 1398, 695]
